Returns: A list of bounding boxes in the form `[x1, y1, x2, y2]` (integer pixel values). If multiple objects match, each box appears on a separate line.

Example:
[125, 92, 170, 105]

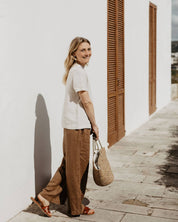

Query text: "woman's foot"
[82, 205, 95, 215]
[37, 194, 50, 207]
[30, 195, 52, 217]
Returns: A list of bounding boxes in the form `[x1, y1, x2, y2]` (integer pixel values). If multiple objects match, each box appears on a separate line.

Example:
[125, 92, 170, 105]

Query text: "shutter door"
[108, 0, 125, 147]
[149, 3, 157, 115]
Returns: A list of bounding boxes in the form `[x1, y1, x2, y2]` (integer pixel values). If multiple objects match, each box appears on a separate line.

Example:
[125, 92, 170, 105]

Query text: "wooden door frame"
[149, 2, 157, 115]
[115, 0, 119, 139]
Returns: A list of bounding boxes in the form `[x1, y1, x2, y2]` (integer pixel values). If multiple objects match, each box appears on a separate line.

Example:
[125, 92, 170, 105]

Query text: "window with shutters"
[149, 3, 157, 115]
[107, 0, 125, 147]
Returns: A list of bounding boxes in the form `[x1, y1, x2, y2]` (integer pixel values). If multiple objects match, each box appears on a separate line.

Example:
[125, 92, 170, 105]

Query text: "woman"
[31, 37, 99, 217]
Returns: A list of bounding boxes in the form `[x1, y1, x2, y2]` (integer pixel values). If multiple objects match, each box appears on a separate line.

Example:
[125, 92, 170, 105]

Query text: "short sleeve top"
[62, 63, 92, 129]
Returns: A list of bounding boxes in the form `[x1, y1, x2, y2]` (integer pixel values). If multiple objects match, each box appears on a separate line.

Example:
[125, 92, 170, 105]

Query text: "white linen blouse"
[62, 63, 92, 129]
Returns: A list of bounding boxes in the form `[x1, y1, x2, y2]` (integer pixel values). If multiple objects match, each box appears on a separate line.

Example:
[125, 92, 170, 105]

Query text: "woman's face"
[74, 42, 92, 67]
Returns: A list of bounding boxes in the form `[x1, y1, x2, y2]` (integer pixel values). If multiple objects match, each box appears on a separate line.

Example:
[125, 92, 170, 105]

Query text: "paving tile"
[139, 183, 165, 197]
[85, 189, 137, 205]
[136, 195, 178, 211]
[87, 180, 154, 201]
[78, 209, 124, 222]
[135, 150, 158, 157]
[92, 199, 154, 216]
[8, 212, 57, 222]
[152, 208, 178, 220]
[121, 213, 177, 222]
[86, 184, 137, 202]
[163, 187, 178, 199]
[139, 167, 161, 176]
[143, 175, 162, 184]
[108, 148, 137, 156]
[101, 180, 166, 198]
[111, 166, 158, 176]
[112, 172, 145, 183]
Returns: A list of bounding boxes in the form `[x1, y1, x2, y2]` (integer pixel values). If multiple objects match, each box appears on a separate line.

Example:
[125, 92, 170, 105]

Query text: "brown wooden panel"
[108, 96, 117, 132]
[149, 3, 157, 115]
[118, 93, 125, 139]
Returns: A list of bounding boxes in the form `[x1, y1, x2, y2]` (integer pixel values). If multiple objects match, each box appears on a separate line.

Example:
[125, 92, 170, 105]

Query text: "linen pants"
[39, 128, 90, 215]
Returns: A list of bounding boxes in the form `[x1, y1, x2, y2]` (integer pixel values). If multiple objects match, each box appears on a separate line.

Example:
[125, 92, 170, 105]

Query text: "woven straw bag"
[92, 138, 114, 186]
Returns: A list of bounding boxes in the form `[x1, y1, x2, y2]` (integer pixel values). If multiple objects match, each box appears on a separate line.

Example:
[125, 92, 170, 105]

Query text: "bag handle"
[92, 134, 103, 152]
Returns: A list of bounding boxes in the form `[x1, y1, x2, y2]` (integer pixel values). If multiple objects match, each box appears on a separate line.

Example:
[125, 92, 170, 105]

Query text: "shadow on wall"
[34, 94, 52, 196]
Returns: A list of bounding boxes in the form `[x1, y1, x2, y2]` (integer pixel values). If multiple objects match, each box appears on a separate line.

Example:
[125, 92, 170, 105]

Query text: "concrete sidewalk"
[9, 100, 178, 222]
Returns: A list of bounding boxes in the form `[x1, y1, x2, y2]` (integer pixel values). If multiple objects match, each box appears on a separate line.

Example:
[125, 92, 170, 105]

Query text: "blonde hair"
[63, 37, 91, 84]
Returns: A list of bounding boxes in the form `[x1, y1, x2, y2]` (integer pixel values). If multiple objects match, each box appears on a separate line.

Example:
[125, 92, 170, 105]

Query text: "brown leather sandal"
[82, 206, 95, 215]
[30, 197, 52, 217]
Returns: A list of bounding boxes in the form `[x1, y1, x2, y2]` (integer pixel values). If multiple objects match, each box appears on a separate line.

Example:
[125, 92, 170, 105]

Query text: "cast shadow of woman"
[34, 94, 52, 196]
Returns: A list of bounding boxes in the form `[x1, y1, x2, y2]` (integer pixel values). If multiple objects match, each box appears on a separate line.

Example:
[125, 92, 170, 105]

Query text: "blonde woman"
[31, 37, 99, 217]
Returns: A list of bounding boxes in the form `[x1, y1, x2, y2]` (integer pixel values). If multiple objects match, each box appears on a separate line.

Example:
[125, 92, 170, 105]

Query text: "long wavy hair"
[63, 37, 91, 84]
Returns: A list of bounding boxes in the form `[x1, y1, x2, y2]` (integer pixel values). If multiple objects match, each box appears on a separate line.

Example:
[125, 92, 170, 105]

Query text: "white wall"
[125, 0, 171, 134]
[0, 0, 107, 221]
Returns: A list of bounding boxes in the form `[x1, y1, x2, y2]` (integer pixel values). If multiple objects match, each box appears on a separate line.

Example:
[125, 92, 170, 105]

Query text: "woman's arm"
[78, 91, 99, 139]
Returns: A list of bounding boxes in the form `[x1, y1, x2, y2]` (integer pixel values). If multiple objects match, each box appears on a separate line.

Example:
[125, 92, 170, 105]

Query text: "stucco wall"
[0, 1, 107, 221]
[125, 0, 171, 134]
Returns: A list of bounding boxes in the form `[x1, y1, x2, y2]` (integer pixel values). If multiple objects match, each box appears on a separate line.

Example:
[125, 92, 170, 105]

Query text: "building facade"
[0, 0, 171, 221]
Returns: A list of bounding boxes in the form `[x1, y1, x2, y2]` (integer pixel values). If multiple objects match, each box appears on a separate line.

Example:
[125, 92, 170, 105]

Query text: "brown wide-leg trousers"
[39, 128, 90, 215]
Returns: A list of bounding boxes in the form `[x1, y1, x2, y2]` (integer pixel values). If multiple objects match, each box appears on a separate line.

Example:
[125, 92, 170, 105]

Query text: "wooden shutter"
[107, 0, 125, 147]
[149, 3, 157, 115]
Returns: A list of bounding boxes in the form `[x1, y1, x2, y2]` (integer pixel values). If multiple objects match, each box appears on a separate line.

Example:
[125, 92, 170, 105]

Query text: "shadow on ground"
[156, 126, 178, 189]
[23, 202, 68, 217]
[23, 198, 90, 218]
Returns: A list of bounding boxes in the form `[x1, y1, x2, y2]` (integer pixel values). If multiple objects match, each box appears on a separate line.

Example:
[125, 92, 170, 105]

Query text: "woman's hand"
[92, 124, 99, 140]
